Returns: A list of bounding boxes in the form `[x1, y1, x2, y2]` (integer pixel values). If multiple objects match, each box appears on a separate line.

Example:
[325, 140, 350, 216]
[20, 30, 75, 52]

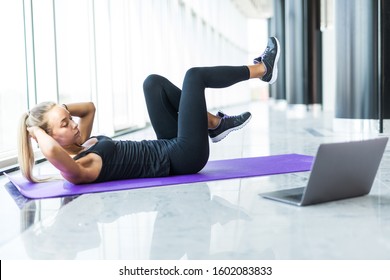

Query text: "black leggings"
[143, 66, 250, 175]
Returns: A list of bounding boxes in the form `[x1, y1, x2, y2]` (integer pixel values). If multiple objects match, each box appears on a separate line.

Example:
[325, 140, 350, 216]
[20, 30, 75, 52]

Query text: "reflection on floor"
[1, 101, 390, 260]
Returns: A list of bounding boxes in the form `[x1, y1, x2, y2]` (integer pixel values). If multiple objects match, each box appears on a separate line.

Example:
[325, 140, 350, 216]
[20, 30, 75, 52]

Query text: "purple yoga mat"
[5, 154, 313, 199]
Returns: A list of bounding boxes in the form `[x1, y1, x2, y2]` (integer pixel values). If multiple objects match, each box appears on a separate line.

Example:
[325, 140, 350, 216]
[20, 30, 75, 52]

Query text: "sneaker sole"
[268, 37, 280, 85]
[211, 114, 252, 143]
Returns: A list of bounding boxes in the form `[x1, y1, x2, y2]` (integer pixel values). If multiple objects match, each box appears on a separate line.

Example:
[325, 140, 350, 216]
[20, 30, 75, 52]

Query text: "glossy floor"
[1, 101, 390, 260]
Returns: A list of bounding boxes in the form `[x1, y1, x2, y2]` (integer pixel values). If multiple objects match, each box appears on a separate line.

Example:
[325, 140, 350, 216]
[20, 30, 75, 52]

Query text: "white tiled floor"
[1, 101, 390, 260]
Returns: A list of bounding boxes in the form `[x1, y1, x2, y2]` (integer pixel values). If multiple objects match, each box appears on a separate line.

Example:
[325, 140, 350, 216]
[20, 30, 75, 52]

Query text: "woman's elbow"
[61, 173, 85, 185]
[87, 102, 96, 115]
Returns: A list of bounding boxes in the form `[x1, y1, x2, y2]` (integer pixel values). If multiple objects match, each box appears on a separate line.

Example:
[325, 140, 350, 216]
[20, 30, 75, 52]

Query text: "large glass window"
[0, 0, 28, 168]
[54, 0, 93, 104]
[32, 0, 58, 103]
[0, 0, 251, 169]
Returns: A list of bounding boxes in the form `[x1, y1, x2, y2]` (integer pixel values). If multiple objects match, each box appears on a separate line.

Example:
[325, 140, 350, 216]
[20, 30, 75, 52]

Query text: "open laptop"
[260, 137, 388, 206]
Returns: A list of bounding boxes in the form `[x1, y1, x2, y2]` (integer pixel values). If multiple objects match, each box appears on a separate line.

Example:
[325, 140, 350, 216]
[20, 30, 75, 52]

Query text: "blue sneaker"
[253, 37, 280, 84]
[208, 111, 252, 143]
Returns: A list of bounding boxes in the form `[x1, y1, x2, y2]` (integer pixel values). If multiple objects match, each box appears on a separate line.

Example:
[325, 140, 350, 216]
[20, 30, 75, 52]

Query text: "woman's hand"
[27, 126, 45, 142]
[63, 102, 95, 142]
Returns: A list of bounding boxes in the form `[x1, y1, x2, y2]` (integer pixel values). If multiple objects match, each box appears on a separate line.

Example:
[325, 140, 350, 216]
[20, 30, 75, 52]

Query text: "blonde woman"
[18, 37, 280, 184]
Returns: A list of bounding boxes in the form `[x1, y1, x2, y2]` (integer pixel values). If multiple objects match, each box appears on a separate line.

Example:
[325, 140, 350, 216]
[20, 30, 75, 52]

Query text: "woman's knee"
[143, 74, 164, 94]
[184, 67, 202, 80]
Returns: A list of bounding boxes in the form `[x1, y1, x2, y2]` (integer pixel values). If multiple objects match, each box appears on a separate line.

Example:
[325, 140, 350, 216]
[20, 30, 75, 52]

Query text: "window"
[0, 0, 28, 168]
[0, 0, 251, 170]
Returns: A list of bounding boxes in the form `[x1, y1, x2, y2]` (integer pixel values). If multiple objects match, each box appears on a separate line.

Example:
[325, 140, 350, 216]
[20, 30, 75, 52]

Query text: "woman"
[18, 37, 280, 184]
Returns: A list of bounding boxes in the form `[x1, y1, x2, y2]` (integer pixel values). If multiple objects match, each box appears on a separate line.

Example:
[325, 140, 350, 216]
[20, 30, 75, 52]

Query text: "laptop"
[260, 137, 388, 206]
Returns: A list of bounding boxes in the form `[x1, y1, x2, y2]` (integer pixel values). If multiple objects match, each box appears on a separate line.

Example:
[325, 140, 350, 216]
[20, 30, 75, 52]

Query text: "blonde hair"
[17, 101, 57, 182]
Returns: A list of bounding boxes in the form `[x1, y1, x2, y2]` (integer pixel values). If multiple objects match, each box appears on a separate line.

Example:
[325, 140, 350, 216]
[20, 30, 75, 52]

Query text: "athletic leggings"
[143, 66, 250, 175]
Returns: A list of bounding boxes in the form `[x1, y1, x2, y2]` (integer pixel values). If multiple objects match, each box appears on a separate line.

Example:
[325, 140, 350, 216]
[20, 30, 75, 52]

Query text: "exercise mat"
[4, 154, 313, 199]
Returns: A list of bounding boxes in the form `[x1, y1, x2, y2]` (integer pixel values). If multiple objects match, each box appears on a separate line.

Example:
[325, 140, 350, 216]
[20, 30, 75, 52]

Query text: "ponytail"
[17, 101, 57, 182]
[17, 113, 37, 182]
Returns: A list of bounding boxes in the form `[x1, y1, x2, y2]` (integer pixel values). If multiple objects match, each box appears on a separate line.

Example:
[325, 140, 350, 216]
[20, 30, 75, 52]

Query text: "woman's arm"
[63, 102, 96, 143]
[28, 126, 100, 184]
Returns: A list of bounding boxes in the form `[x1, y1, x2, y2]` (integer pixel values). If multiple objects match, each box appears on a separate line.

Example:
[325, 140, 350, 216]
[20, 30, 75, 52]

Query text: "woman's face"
[46, 105, 82, 147]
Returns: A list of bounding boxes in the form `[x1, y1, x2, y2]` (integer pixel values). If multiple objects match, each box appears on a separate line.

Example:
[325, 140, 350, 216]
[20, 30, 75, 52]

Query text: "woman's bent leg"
[143, 74, 181, 139]
[168, 66, 250, 175]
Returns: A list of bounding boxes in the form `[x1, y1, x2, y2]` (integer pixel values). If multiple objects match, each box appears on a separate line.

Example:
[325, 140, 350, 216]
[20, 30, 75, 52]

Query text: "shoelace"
[261, 46, 271, 60]
[219, 112, 236, 120]
[219, 111, 245, 122]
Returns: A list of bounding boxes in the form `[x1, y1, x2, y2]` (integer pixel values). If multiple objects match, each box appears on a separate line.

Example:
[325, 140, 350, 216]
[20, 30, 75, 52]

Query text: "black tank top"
[73, 135, 172, 183]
